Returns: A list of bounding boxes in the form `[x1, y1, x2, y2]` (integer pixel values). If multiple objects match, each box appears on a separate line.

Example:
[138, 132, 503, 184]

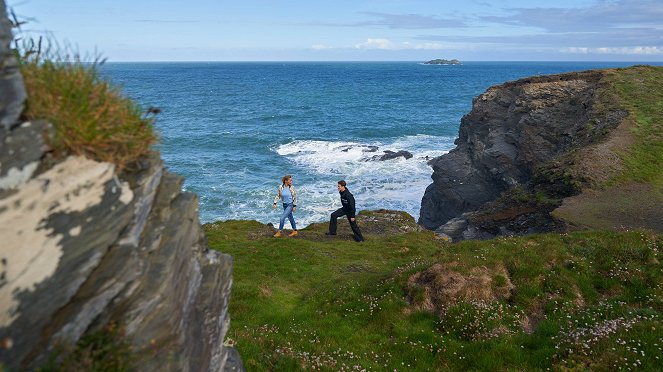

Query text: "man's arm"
[348, 193, 356, 218]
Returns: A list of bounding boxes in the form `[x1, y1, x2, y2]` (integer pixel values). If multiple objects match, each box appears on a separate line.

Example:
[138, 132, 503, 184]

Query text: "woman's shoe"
[288, 231, 298, 237]
[274, 231, 281, 238]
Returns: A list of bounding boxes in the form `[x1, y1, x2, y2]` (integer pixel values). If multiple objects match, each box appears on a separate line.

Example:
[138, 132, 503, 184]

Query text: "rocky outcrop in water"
[370, 150, 413, 161]
[338, 144, 415, 161]
[419, 70, 628, 240]
[0, 3, 240, 370]
[423, 59, 461, 65]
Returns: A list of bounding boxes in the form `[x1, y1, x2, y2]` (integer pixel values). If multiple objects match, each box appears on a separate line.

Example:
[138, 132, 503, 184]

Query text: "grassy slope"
[206, 216, 663, 371]
[553, 66, 663, 232]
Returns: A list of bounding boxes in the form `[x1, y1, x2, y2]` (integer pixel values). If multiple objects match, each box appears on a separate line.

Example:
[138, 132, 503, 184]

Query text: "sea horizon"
[102, 60, 663, 64]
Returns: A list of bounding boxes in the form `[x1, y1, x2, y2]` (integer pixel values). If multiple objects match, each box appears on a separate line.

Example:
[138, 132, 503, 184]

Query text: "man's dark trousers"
[329, 208, 364, 241]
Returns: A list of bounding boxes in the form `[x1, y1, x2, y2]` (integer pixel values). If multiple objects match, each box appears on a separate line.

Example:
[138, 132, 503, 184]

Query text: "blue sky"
[8, 0, 663, 61]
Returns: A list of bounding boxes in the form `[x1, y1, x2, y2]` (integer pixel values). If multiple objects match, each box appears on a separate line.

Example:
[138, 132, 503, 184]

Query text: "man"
[326, 180, 364, 242]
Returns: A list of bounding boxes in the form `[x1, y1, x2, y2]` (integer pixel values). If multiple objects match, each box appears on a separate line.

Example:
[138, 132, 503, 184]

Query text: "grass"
[606, 66, 663, 187]
[18, 43, 156, 171]
[205, 214, 663, 371]
[38, 323, 132, 372]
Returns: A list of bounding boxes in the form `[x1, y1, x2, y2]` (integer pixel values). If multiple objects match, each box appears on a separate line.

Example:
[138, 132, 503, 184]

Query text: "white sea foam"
[265, 135, 454, 227]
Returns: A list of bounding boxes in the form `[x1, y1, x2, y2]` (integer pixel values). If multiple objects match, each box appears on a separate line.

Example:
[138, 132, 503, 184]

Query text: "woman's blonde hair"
[282, 175, 292, 185]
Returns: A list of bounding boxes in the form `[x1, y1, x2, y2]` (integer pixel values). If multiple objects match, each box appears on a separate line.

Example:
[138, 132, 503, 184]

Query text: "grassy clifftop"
[205, 211, 663, 370]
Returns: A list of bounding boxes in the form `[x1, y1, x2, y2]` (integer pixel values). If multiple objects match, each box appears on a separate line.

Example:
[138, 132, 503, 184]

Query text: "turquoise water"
[101, 61, 659, 226]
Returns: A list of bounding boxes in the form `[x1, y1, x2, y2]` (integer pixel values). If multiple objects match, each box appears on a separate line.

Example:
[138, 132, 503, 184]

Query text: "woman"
[272, 175, 298, 237]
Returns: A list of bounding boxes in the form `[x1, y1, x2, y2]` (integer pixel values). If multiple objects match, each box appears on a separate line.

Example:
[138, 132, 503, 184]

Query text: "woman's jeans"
[279, 203, 296, 230]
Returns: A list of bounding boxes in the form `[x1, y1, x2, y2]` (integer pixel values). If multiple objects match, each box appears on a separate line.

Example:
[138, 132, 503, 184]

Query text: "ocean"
[100, 61, 658, 227]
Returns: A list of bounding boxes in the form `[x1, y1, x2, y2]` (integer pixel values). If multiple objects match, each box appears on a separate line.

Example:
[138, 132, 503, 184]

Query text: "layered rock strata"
[0, 3, 240, 370]
[419, 70, 627, 240]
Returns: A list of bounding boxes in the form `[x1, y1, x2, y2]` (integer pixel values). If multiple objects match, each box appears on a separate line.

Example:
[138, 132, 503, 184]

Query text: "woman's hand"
[293, 207, 297, 213]
[350, 217, 355, 222]
[272, 203, 276, 209]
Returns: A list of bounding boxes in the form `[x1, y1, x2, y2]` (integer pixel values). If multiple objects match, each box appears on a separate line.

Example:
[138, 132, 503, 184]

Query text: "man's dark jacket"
[339, 188, 356, 218]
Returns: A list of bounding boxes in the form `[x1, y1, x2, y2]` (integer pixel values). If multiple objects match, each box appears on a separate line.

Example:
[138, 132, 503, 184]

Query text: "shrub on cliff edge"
[17, 40, 156, 171]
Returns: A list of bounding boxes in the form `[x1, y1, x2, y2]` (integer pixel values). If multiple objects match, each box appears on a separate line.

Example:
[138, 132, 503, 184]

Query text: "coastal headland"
[1, 0, 662, 368]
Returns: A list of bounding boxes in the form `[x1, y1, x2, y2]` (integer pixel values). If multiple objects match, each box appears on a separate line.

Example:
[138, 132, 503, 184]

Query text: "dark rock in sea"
[341, 145, 379, 153]
[419, 69, 627, 239]
[423, 59, 461, 65]
[371, 150, 413, 161]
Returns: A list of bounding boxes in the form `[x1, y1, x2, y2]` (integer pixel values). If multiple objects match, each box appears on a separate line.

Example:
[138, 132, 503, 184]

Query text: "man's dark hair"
[337, 180, 346, 187]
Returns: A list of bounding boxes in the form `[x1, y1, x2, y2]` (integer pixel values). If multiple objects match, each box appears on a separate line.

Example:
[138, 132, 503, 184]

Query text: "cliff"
[0, 4, 240, 371]
[419, 67, 663, 240]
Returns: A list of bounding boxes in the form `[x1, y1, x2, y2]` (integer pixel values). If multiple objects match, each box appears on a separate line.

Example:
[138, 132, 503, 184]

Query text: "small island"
[423, 58, 461, 65]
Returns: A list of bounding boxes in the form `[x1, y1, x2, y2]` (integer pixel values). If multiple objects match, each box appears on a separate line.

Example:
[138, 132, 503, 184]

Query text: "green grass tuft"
[18, 43, 156, 171]
[38, 323, 132, 372]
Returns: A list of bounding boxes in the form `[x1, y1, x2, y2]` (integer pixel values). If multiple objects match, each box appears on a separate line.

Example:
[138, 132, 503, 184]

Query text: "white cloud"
[311, 44, 333, 50]
[564, 47, 590, 54]
[597, 46, 663, 54]
[411, 42, 446, 50]
[563, 46, 663, 55]
[353, 39, 448, 50]
[355, 38, 395, 50]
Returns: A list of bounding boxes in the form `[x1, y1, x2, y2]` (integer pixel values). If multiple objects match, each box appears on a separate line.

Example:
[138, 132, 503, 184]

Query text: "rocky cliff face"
[0, 4, 240, 370]
[419, 70, 628, 240]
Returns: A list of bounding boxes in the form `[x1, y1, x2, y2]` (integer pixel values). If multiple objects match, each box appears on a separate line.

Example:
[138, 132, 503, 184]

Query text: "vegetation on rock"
[38, 323, 132, 372]
[17, 41, 156, 171]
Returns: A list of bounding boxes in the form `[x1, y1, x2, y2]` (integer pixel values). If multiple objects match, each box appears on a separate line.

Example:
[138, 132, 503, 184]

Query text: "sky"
[7, 0, 663, 61]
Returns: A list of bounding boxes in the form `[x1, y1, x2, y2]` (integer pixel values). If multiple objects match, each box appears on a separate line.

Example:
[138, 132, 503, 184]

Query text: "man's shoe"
[325, 232, 336, 236]
[274, 231, 281, 238]
[288, 231, 298, 237]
